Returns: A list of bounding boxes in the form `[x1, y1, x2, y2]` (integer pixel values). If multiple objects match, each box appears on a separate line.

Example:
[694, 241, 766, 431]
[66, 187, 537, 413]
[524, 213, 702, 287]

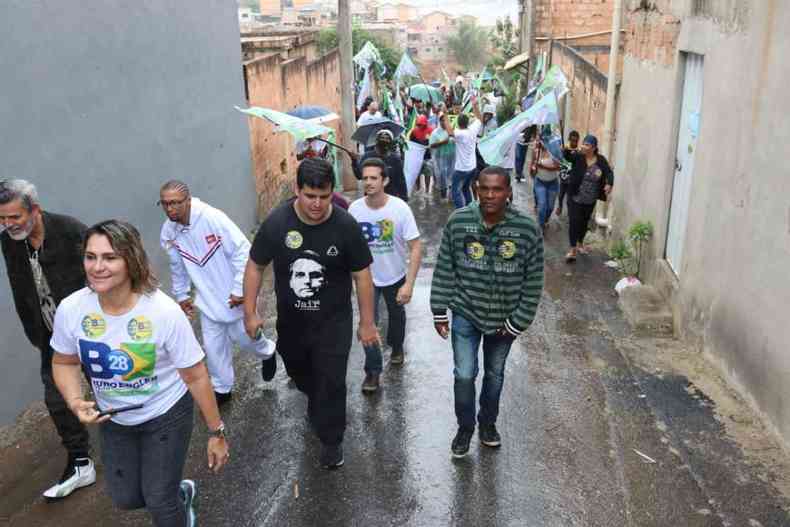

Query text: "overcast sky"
[412, 0, 519, 26]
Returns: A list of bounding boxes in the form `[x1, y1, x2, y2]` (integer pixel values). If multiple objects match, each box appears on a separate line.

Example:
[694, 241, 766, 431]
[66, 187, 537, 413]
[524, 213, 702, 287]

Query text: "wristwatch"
[209, 421, 226, 440]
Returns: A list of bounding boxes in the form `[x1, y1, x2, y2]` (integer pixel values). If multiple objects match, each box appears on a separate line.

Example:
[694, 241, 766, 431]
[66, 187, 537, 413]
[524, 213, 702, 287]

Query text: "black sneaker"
[179, 479, 198, 527]
[214, 391, 233, 406]
[261, 355, 277, 382]
[479, 424, 502, 447]
[320, 443, 344, 469]
[451, 428, 474, 458]
[390, 348, 404, 365]
[361, 373, 380, 393]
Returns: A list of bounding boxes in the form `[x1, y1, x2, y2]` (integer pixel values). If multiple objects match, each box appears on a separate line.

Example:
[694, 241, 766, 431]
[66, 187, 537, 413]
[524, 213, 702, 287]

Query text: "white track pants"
[200, 313, 275, 394]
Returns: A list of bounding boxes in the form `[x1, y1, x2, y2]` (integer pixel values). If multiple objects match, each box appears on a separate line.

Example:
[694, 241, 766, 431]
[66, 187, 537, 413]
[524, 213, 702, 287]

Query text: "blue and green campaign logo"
[79, 340, 156, 381]
[81, 313, 106, 338]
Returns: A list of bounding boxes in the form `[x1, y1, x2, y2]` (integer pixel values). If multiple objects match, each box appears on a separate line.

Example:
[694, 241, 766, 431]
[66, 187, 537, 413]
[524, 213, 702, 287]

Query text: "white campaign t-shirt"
[349, 196, 420, 287]
[453, 120, 482, 172]
[50, 288, 205, 426]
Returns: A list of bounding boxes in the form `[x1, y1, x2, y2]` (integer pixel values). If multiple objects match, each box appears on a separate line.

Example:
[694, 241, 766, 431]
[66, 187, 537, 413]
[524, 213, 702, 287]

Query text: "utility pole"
[518, 0, 535, 96]
[598, 0, 623, 226]
[338, 0, 356, 190]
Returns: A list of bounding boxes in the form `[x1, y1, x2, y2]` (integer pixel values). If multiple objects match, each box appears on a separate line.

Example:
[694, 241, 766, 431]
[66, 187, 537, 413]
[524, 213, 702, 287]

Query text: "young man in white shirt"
[349, 158, 422, 392]
[442, 97, 483, 209]
[159, 181, 275, 405]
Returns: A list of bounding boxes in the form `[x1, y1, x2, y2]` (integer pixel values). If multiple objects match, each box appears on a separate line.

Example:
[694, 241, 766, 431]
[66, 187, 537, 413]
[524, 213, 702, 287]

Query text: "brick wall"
[533, 0, 616, 78]
[623, 0, 681, 67]
[535, 0, 614, 42]
[551, 41, 609, 150]
[243, 50, 345, 218]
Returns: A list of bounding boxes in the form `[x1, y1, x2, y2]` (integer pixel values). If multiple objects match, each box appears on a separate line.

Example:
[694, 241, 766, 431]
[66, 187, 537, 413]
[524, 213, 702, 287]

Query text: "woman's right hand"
[69, 399, 110, 425]
[207, 437, 230, 474]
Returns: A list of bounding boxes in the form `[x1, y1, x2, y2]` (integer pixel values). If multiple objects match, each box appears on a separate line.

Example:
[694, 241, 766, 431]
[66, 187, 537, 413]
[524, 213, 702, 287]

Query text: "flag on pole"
[477, 95, 560, 166]
[394, 52, 419, 81]
[356, 66, 372, 110]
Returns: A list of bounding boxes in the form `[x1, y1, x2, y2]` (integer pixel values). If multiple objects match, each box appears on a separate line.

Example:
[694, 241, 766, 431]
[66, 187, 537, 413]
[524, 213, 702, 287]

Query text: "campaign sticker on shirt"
[127, 316, 154, 341]
[81, 313, 106, 338]
[285, 230, 303, 249]
[466, 241, 485, 260]
[499, 240, 516, 259]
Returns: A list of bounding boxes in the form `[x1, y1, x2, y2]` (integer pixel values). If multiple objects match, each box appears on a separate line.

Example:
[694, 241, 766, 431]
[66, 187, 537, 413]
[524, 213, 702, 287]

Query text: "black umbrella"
[351, 117, 405, 145]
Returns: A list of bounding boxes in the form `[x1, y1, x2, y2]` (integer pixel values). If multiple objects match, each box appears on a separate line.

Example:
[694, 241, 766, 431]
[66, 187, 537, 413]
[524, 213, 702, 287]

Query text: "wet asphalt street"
[2, 181, 790, 526]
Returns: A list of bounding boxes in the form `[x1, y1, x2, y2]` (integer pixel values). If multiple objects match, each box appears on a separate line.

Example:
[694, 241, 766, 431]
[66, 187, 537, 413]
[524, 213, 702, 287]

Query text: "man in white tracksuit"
[159, 180, 275, 403]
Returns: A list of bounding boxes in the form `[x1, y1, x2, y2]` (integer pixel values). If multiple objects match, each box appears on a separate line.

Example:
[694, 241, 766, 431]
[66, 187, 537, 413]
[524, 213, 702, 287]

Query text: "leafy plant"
[488, 16, 519, 68]
[446, 20, 490, 71]
[609, 221, 654, 279]
[317, 27, 402, 79]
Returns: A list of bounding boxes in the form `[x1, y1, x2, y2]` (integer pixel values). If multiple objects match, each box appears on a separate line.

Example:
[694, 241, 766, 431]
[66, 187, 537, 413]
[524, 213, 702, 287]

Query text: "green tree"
[317, 27, 401, 79]
[446, 20, 489, 72]
[488, 16, 519, 68]
[238, 0, 259, 10]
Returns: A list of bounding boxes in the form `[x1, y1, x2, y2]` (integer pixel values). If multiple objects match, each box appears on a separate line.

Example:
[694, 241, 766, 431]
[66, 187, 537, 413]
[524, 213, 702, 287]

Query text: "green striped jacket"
[430, 202, 544, 337]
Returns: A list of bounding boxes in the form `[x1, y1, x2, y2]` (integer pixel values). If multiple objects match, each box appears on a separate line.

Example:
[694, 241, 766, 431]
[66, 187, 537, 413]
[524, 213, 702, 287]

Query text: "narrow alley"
[2, 183, 789, 527]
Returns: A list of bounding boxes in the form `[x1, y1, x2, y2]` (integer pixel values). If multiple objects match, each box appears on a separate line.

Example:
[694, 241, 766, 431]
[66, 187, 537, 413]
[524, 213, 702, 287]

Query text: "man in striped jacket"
[430, 166, 544, 458]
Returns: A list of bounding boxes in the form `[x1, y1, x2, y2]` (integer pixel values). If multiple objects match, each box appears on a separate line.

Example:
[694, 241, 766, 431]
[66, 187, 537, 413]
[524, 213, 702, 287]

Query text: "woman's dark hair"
[360, 157, 388, 179]
[296, 158, 335, 190]
[83, 220, 159, 294]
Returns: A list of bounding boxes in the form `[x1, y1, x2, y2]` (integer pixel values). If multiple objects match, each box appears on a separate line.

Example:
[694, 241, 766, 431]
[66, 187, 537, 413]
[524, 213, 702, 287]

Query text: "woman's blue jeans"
[451, 169, 477, 209]
[451, 313, 515, 430]
[534, 178, 559, 227]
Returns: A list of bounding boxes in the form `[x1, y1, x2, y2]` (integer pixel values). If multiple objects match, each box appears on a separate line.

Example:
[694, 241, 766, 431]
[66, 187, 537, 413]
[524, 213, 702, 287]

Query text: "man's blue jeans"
[364, 277, 406, 375]
[534, 178, 559, 227]
[451, 169, 477, 209]
[451, 313, 516, 430]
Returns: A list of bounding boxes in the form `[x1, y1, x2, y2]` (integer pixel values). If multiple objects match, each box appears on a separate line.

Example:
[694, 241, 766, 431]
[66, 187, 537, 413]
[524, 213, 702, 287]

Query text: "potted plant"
[609, 220, 653, 293]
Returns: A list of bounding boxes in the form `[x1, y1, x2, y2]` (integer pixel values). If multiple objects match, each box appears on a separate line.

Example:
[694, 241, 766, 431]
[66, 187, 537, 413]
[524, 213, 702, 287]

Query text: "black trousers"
[557, 180, 569, 210]
[41, 343, 91, 458]
[277, 315, 353, 446]
[567, 200, 596, 247]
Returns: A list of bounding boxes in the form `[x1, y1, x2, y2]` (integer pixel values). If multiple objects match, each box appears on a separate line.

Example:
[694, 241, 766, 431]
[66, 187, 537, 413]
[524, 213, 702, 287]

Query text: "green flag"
[478, 95, 560, 166]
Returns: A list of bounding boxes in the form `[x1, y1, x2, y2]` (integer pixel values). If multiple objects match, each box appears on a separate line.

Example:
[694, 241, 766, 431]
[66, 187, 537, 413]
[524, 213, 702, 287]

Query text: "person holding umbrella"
[351, 129, 408, 202]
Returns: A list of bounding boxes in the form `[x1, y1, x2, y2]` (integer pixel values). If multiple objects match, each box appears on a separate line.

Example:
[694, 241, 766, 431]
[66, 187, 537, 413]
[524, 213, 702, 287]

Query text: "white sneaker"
[42, 457, 96, 499]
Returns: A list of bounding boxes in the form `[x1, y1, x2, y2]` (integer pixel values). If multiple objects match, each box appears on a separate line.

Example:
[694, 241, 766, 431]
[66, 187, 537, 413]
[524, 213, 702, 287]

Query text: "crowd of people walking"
[0, 72, 613, 527]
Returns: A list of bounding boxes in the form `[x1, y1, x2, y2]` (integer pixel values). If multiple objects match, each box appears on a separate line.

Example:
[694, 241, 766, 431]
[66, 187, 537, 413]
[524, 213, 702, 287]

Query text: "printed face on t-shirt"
[289, 256, 326, 299]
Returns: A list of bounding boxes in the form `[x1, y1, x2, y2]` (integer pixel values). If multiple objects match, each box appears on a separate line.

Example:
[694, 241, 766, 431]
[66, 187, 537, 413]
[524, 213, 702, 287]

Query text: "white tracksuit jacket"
[160, 198, 250, 323]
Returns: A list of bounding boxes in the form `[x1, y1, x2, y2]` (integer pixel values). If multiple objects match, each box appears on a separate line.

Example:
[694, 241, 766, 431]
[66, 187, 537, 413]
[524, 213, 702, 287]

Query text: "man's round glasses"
[157, 198, 188, 209]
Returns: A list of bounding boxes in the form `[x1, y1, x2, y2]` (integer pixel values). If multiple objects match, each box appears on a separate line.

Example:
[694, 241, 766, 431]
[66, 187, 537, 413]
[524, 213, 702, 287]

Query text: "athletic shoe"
[361, 373, 380, 393]
[214, 391, 233, 406]
[451, 428, 474, 458]
[390, 348, 404, 365]
[320, 443, 344, 469]
[43, 456, 96, 499]
[179, 479, 198, 527]
[261, 355, 277, 382]
[479, 424, 502, 447]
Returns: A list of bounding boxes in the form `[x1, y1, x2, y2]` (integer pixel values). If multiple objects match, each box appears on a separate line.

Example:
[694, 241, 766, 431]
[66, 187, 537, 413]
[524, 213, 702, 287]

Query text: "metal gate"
[666, 53, 704, 275]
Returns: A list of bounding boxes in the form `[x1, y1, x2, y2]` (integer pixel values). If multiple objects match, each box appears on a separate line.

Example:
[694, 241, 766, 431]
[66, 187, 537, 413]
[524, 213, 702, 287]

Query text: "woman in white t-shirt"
[51, 220, 228, 527]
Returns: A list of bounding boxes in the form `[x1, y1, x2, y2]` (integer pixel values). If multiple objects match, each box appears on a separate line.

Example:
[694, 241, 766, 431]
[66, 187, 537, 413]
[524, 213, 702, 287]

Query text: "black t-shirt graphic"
[250, 200, 373, 326]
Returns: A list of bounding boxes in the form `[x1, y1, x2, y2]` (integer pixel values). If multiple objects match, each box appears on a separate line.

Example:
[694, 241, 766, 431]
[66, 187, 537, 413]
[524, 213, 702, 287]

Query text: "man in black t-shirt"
[242, 158, 379, 469]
